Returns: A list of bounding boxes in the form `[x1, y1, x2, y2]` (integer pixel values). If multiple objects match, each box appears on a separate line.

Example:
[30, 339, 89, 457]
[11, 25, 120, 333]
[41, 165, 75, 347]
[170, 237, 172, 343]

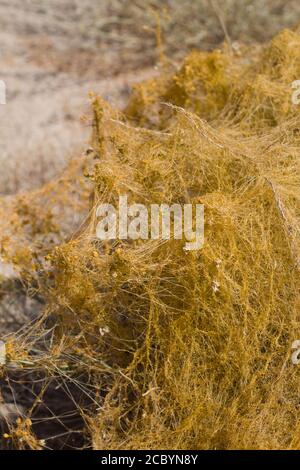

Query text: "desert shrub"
[0, 29, 300, 450]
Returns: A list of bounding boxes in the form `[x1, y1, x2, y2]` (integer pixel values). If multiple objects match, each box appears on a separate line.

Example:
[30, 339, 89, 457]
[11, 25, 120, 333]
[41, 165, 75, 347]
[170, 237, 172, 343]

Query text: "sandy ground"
[0, 0, 155, 195]
[1, 0, 300, 195]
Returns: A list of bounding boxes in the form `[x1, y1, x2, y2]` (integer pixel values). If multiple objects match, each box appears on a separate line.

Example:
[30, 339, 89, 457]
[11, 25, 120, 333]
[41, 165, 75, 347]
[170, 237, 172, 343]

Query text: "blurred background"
[0, 0, 300, 195]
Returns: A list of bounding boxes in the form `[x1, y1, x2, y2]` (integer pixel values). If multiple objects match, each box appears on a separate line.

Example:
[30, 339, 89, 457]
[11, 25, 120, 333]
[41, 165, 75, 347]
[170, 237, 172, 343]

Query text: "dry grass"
[2, 0, 300, 195]
[0, 27, 299, 449]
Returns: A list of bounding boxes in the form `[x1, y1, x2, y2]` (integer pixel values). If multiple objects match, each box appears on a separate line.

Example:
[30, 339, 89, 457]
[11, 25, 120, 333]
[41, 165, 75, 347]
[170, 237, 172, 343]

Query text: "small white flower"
[0, 340, 6, 365]
[215, 259, 222, 269]
[212, 280, 220, 293]
[232, 41, 240, 53]
[291, 340, 300, 365]
[99, 326, 110, 336]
